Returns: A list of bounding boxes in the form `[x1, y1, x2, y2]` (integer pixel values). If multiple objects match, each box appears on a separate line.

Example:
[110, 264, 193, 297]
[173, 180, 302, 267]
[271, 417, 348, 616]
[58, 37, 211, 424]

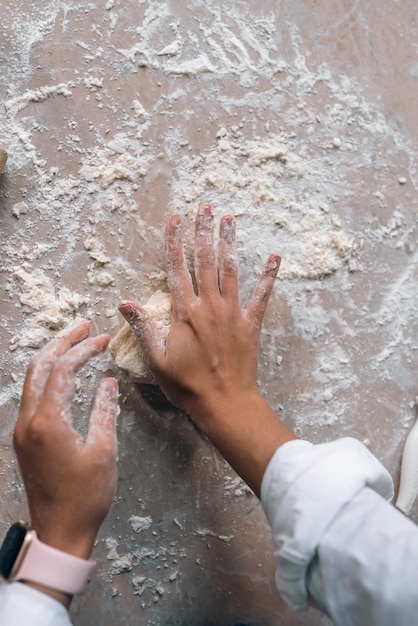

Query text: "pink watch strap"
[10, 531, 96, 595]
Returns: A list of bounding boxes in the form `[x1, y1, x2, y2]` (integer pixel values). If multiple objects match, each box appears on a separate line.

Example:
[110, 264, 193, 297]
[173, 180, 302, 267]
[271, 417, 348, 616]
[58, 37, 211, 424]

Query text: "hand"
[120, 204, 279, 417]
[14, 321, 119, 564]
[119, 204, 296, 496]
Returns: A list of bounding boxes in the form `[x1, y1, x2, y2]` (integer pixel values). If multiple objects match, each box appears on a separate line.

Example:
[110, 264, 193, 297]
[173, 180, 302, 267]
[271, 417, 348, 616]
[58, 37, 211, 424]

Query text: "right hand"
[119, 204, 280, 422]
[119, 205, 296, 496]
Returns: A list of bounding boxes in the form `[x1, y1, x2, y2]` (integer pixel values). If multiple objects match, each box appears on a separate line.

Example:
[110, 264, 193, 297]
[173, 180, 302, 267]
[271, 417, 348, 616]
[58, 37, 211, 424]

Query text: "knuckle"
[168, 255, 186, 272]
[13, 423, 25, 449]
[21, 415, 48, 445]
[221, 261, 238, 278]
[197, 250, 216, 267]
[28, 414, 47, 437]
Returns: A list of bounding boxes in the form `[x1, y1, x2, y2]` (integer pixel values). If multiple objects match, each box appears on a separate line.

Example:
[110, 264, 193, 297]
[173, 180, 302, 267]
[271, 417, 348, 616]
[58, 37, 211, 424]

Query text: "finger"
[218, 215, 239, 302]
[165, 214, 195, 318]
[86, 378, 119, 459]
[194, 203, 219, 297]
[38, 334, 111, 425]
[18, 320, 91, 426]
[246, 254, 281, 330]
[118, 302, 165, 371]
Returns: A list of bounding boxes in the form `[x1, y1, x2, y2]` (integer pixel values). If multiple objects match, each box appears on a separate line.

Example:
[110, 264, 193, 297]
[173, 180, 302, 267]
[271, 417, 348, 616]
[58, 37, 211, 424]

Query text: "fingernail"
[199, 203, 213, 215]
[221, 215, 236, 243]
[170, 214, 181, 226]
[118, 302, 137, 323]
[101, 377, 119, 400]
[266, 254, 281, 274]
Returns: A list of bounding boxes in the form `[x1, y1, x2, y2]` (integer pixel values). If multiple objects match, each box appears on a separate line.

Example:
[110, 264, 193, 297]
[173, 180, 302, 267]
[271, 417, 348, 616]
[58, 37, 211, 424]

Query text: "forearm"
[186, 391, 297, 497]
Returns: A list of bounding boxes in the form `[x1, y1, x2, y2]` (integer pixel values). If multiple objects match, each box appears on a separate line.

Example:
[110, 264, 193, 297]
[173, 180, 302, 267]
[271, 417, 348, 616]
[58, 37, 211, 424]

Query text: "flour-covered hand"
[119, 204, 279, 418]
[119, 205, 296, 496]
[14, 321, 119, 563]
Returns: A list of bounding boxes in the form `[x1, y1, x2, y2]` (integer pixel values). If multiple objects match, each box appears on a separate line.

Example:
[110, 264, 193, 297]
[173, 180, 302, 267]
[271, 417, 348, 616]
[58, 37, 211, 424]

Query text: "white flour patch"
[12, 264, 90, 349]
[128, 515, 153, 533]
[172, 131, 355, 279]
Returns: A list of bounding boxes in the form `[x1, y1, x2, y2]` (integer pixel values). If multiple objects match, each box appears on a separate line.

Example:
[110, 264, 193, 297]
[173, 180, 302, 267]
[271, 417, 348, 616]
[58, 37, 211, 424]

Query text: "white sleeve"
[260, 437, 401, 614]
[310, 486, 418, 626]
[0, 582, 72, 625]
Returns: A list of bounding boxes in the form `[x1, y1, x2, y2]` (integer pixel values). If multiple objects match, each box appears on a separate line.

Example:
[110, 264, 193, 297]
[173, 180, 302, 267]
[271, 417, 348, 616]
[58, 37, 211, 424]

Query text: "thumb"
[118, 301, 166, 371]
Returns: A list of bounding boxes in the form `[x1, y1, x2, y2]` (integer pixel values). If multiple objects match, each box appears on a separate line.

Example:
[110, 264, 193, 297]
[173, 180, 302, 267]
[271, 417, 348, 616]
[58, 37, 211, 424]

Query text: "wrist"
[32, 528, 96, 561]
[24, 582, 72, 609]
[184, 391, 297, 497]
[183, 388, 262, 433]
[0, 522, 97, 609]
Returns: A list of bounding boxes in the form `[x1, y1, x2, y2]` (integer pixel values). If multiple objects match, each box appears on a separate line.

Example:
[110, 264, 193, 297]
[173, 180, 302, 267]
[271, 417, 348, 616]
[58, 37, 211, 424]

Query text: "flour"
[157, 40, 183, 57]
[224, 475, 253, 497]
[84, 238, 111, 264]
[13, 265, 90, 349]
[165, 54, 217, 76]
[96, 271, 115, 287]
[1, 1, 415, 430]
[128, 515, 153, 533]
[105, 538, 134, 574]
[194, 528, 234, 543]
[80, 152, 148, 189]
[172, 131, 354, 279]
[131, 100, 149, 122]
[5, 83, 75, 114]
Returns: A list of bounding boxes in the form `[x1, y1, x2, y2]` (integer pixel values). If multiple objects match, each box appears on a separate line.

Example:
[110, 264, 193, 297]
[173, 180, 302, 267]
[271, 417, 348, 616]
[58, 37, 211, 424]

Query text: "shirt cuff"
[260, 437, 394, 612]
[0, 582, 72, 625]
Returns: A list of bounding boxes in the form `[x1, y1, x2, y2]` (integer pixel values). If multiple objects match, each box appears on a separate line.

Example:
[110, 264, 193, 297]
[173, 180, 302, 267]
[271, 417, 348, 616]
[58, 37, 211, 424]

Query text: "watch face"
[0, 523, 27, 579]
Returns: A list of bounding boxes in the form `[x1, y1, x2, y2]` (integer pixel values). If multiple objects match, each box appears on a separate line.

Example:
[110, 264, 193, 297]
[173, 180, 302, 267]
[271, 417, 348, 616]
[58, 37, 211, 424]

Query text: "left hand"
[13, 321, 119, 563]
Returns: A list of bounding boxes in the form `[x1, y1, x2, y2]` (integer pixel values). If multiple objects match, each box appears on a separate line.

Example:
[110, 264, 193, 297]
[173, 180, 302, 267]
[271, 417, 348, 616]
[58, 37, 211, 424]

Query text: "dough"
[109, 290, 172, 383]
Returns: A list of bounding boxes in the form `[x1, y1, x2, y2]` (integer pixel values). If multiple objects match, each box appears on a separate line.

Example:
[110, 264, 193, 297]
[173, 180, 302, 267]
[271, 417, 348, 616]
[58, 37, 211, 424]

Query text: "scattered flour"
[172, 131, 354, 279]
[194, 528, 234, 543]
[80, 152, 148, 189]
[5, 82, 75, 114]
[105, 537, 134, 574]
[12, 264, 89, 349]
[165, 53, 217, 76]
[128, 515, 153, 533]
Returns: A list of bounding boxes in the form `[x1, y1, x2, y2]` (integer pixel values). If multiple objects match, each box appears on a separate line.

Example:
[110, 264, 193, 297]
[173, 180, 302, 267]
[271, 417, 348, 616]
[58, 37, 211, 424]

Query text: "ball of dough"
[109, 290, 172, 383]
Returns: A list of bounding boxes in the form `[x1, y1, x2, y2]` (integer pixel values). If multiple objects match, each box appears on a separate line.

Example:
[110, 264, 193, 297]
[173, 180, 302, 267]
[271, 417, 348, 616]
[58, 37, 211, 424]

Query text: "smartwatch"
[0, 522, 96, 595]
